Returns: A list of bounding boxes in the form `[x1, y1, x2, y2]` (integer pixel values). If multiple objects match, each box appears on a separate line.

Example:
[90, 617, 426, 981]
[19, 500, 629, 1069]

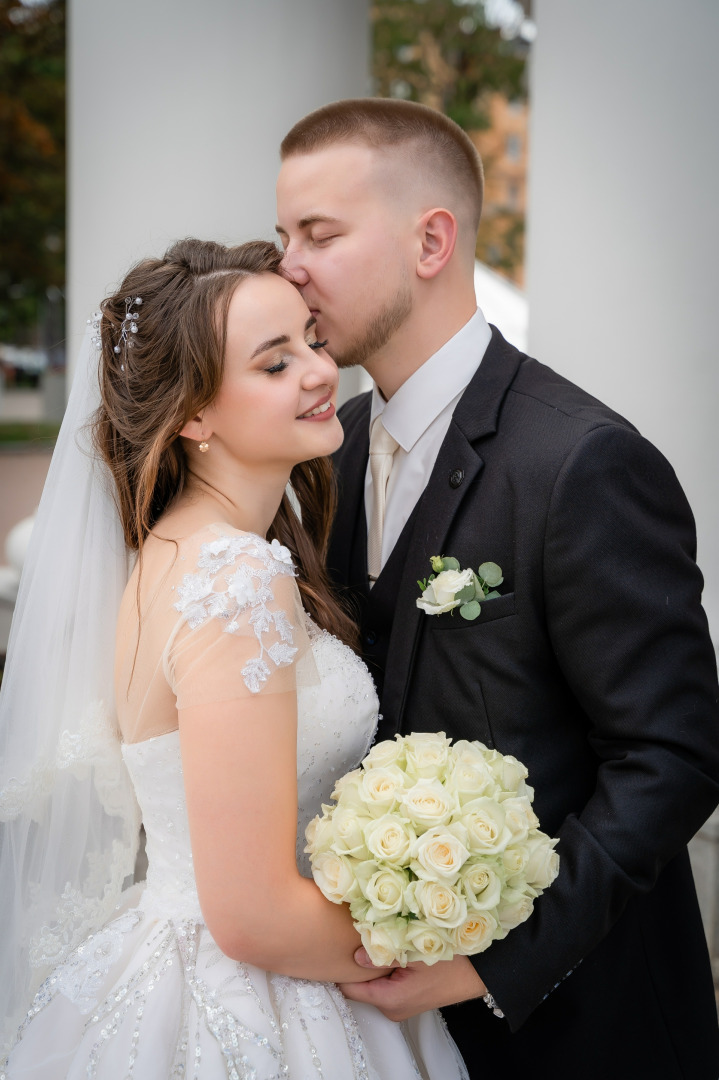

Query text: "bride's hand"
[339, 949, 486, 1021]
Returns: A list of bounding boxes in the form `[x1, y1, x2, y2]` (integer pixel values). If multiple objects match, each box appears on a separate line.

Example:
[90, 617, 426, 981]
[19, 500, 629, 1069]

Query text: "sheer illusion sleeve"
[166, 532, 312, 710]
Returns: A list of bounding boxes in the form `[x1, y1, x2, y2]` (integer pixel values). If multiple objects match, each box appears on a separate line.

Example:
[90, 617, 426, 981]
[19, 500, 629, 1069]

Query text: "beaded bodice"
[122, 619, 378, 922]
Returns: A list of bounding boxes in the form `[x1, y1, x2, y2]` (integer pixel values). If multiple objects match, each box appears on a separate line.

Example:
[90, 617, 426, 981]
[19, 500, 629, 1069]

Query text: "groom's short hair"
[280, 98, 484, 235]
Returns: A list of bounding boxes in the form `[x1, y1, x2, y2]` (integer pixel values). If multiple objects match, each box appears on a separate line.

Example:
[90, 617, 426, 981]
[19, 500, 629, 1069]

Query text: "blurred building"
[473, 93, 529, 287]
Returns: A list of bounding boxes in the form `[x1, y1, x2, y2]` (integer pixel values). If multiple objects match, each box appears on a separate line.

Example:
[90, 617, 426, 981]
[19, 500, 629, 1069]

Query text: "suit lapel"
[380, 328, 524, 731]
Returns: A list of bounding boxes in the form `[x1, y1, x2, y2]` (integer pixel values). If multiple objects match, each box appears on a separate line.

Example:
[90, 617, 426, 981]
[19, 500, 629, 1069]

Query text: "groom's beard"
[331, 280, 413, 370]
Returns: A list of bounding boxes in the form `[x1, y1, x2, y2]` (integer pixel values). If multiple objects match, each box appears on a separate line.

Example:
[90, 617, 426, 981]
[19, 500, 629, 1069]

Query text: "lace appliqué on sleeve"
[173, 534, 299, 694]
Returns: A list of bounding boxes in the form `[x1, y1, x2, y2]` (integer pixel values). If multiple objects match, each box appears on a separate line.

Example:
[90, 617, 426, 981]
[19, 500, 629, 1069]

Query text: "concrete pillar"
[69, 0, 369, 409]
[527, 0, 719, 644]
[527, 0, 719, 982]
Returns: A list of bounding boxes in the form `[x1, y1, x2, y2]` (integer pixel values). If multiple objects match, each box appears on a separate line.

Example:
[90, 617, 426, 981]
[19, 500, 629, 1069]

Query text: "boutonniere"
[416, 556, 503, 621]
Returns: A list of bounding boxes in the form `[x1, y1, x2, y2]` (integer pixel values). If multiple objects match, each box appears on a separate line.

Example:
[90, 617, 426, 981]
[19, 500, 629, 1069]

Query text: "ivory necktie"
[367, 415, 399, 585]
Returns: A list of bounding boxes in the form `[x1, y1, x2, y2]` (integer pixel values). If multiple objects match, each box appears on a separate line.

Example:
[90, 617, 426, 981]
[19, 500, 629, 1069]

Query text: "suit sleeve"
[473, 423, 719, 1028]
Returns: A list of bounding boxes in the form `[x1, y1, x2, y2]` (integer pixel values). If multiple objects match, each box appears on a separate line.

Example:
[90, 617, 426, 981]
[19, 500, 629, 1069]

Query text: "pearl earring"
[198, 440, 210, 453]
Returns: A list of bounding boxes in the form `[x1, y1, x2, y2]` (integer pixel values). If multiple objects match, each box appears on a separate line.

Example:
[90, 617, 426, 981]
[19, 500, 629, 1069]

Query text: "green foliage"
[478, 561, 503, 587]
[372, 0, 527, 126]
[0, 419, 60, 445]
[0, 0, 66, 343]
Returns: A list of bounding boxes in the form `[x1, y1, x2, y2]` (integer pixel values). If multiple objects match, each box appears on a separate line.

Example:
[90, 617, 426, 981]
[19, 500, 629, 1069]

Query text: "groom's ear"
[415, 207, 457, 280]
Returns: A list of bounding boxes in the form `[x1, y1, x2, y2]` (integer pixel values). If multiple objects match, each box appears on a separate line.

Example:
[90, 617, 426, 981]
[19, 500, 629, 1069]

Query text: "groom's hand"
[338, 948, 486, 1022]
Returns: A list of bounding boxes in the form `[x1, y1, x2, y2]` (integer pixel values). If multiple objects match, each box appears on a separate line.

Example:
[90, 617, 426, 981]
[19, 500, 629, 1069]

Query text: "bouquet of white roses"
[305, 732, 559, 967]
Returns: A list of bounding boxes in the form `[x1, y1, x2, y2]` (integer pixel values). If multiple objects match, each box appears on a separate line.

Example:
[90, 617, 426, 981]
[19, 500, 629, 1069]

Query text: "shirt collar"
[370, 307, 491, 452]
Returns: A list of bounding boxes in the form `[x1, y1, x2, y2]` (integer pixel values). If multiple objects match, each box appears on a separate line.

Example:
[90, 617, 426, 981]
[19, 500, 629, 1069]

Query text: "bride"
[0, 238, 467, 1078]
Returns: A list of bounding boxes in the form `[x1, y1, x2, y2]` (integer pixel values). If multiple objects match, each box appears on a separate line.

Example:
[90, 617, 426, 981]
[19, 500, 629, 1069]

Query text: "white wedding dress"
[2, 527, 467, 1080]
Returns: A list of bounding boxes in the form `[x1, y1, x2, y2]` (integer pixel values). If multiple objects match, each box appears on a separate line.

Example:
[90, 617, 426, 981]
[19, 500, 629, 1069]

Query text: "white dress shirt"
[364, 307, 492, 570]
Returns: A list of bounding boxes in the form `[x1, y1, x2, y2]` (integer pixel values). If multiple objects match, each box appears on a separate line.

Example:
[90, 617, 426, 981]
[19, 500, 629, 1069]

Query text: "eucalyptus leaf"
[441, 557, 460, 572]
[456, 583, 476, 602]
[478, 561, 503, 587]
[471, 572, 486, 600]
[459, 600, 482, 620]
[484, 590, 501, 600]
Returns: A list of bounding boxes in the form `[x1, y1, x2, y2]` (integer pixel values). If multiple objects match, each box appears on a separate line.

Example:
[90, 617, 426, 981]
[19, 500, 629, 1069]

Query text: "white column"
[69, 0, 369, 406]
[527, 0, 719, 642]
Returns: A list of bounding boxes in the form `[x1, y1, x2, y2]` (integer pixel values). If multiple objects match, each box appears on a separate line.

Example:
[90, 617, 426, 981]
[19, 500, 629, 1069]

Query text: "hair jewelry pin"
[88, 296, 143, 371]
[115, 296, 143, 360]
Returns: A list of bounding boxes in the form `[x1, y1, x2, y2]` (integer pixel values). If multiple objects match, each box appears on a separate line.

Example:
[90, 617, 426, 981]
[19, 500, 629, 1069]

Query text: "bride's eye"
[265, 359, 288, 375]
[308, 339, 328, 351]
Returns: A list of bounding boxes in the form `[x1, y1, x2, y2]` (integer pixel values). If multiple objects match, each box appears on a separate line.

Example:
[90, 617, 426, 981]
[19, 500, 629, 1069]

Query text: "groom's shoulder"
[508, 352, 636, 436]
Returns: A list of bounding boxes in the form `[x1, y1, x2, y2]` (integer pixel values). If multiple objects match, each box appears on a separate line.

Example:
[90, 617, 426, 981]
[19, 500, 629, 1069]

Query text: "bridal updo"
[92, 237, 357, 648]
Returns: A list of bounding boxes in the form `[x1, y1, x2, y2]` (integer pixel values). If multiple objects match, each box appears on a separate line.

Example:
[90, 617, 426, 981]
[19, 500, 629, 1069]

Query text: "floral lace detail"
[173, 532, 298, 694]
[0, 701, 136, 822]
[54, 910, 143, 1014]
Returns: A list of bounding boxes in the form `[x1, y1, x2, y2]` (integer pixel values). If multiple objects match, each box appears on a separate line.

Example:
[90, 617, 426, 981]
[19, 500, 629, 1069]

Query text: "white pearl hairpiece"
[114, 296, 143, 356]
[88, 297, 143, 372]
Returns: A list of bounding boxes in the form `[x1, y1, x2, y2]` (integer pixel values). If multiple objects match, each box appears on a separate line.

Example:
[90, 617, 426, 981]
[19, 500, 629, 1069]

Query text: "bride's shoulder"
[173, 523, 296, 577]
[170, 524, 300, 634]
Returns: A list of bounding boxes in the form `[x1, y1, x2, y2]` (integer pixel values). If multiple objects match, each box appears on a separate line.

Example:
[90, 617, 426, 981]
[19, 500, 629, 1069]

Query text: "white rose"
[364, 814, 415, 865]
[404, 731, 452, 780]
[311, 851, 361, 904]
[304, 811, 334, 855]
[497, 887, 535, 931]
[460, 861, 504, 911]
[407, 880, 468, 929]
[411, 826, 470, 884]
[452, 739, 491, 762]
[459, 798, 514, 854]
[451, 910, 498, 955]
[446, 757, 499, 803]
[400, 778, 454, 828]
[360, 766, 407, 815]
[330, 769, 364, 808]
[499, 797, 536, 843]
[405, 921, 454, 965]
[362, 737, 406, 770]
[360, 867, 408, 917]
[524, 835, 560, 890]
[356, 917, 409, 967]
[416, 568, 475, 614]
[502, 842, 530, 878]
[328, 806, 371, 859]
[486, 750, 529, 793]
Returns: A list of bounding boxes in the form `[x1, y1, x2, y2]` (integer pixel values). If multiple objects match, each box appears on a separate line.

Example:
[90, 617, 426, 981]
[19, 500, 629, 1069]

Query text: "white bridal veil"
[0, 326, 140, 1056]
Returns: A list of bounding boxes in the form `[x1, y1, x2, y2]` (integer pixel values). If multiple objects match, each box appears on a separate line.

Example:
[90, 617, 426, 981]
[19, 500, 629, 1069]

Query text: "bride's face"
[203, 273, 343, 469]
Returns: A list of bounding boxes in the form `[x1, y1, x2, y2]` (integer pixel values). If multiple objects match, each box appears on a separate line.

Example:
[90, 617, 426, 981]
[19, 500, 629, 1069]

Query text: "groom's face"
[276, 143, 414, 368]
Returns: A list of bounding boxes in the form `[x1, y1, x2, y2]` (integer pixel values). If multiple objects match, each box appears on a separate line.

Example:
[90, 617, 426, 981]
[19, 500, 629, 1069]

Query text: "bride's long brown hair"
[92, 237, 357, 650]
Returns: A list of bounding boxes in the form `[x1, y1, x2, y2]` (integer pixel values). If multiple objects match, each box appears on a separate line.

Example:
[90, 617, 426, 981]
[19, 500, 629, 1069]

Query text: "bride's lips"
[297, 391, 336, 422]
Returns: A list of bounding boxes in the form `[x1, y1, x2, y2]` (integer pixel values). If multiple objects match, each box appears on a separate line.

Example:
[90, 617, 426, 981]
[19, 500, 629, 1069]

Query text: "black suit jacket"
[328, 328, 719, 1077]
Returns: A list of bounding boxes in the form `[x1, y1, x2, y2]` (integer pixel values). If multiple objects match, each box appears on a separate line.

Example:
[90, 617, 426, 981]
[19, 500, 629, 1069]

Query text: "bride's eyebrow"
[250, 316, 317, 359]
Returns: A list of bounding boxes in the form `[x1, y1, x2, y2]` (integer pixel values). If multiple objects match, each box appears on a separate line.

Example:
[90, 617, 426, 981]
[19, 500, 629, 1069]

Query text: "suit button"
[449, 468, 464, 489]
[365, 630, 377, 647]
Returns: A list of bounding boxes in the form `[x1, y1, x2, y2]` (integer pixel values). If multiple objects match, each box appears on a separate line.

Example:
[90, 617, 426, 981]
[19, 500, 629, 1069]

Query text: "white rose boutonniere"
[416, 556, 504, 621]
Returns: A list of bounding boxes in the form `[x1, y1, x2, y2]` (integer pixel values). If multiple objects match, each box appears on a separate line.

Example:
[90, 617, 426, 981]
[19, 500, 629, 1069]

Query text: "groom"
[276, 99, 719, 1076]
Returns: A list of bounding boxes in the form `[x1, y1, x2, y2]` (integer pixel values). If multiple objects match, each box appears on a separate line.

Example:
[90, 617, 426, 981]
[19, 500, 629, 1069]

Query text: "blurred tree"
[372, 0, 530, 282]
[0, 0, 65, 345]
[372, 0, 527, 130]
